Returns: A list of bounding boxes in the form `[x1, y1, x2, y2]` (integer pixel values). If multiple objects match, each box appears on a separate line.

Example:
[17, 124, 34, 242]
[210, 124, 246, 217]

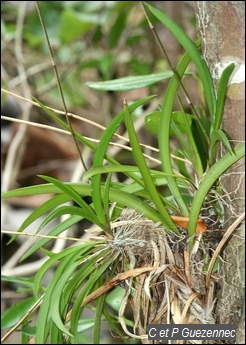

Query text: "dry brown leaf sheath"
[170, 216, 207, 234]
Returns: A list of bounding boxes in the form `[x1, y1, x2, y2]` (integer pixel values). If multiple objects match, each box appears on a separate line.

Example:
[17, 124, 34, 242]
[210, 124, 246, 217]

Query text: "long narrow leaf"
[209, 63, 235, 164]
[144, 2, 216, 120]
[158, 51, 191, 216]
[70, 257, 113, 343]
[213, 63, 235, 132]
[36, 252, 76, 342]
[91, 95, 156, 227]
[7, 193, 71, 244]
[50, 250, 88, 337]
[21, 215, 83, 262]
[34, 242, 103, 297]
[83, 164, 184, 181]
[36, 205, 102, 230]
[2, 182, 176, 224]
[85, 70, 173, 91]
[188, 143, 244, 248]
[103, 173, 112, 232]
[39, 175, 99, 224]
[64, 247, 111, 305]
[170, 112, 204, 178]
[124, 99, 178, 234]
[92, 276, 106, 344]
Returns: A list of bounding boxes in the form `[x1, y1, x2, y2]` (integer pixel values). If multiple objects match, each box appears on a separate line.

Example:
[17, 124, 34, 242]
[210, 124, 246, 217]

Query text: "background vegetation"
[1, 1, 244, 344]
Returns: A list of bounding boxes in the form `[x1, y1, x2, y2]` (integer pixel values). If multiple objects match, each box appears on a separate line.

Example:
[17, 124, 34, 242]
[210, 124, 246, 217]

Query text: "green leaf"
[190, 118, 208, 174]
[85, 70, 174, 91]
[60, 10, 94, 44]
[91, 95, 156, 227]
[145, 111, 161, 135]
[209, 63, 235, 164]
[1, 296, 37, 329]
[103, 173, 112, 229]
[213, 63, 235, 132]
[174, 113, 205, 179]
[210, 129, 234, 155]
[144, 2, 216, 120]
[38, 175, 104, 228]
[35, 243, 103, 342]
[70, 257, 113, 343]
[37, 205, 100, 230]
[64, 248, 111, 305]
[34, 242, 102, 297]
[92, 277, 105, 344]
[36, 251, 79, 342]
[21, 215, 83, 261]
[124, 99, 178, 234]
[103, 308, 130, 342]
[158, 50, 191, 216]
[145, 110, 194, 136]
[105, 286, 125, 312]
[2, 182, 175, 224]
[83, 164, 181, 181]
[188, 143, 245, 248]
[7, 193, 71, 244]
[1, 275, 34, 287]
[108, 10, 127, 49]
[204, 257, 221, 273]
[76, 318, 97, 333]
[50, 255, 81, 337]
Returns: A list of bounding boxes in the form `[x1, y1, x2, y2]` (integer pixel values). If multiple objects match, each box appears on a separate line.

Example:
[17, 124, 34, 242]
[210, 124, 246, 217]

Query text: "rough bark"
[194, 2, 245, 343]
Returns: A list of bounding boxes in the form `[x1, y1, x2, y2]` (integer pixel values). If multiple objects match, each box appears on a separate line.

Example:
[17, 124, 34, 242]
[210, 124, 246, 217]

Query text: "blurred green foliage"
[2, 1, 163, 110]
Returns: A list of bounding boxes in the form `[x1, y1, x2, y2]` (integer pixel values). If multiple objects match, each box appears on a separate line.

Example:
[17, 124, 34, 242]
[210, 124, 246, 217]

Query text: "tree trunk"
[194, 2, 245, 343]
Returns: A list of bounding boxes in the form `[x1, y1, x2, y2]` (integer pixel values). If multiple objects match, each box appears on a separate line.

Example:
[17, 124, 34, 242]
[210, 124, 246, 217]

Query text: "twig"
[1, 229, 96, 243]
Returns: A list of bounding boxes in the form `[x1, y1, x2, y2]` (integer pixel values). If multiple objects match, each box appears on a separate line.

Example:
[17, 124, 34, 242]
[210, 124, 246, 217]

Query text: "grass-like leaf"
[7, 193, 71, 244]
[103, 173, 112, 232]
[38, 175, 99, 224]
[209, 63, 235, 164]
[2, 182, 178, 225]
[158, 50, 191, 216]
[170, 112, 205, 179]
[188, 143, 245, 248]
[91, 95, 156, 228]
[213, 63, 235, 132]
[1, 275, 34, 287]
[83, 164, 183, 181]
[21, 215, 83, 262]
[124, 99, 178, 234]
[36, 205, 101, 231]
[34, 242, 103, 296]
[69, 256, 113, 343]
[92, 276, 106, 344]
[50, 255, 81, 337]
[85, 70, 174, 91]
[210, 129, 234, 156]
[144, 2, 216, 120]
[36, 252, 79, 342]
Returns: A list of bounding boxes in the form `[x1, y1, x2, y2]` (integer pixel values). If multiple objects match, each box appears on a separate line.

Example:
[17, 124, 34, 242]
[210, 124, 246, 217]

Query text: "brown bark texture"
[194, 2, 245, 343]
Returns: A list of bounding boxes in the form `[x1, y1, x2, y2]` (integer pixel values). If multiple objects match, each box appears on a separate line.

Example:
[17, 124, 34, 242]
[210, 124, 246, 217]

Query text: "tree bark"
[194, 2, 245, 343]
